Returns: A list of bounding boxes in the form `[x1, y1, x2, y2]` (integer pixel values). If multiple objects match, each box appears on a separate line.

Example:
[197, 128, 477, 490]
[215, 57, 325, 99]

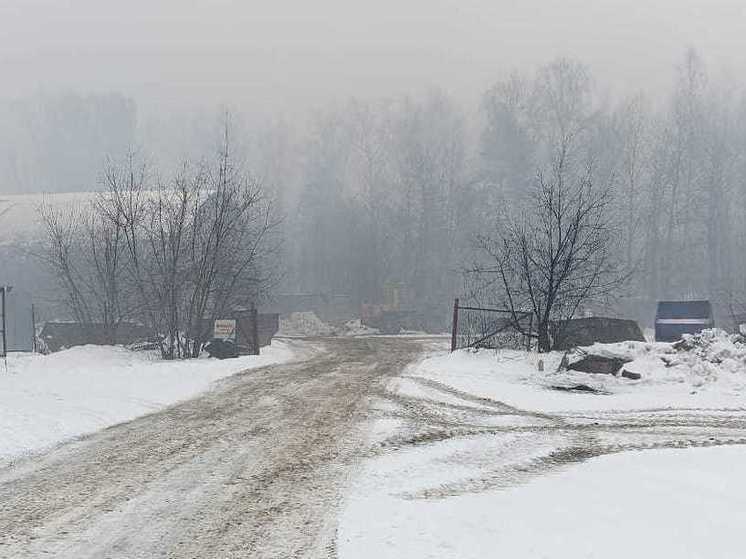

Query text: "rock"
[567, 354, 631, 375]
[204, 338, 239, 359]
[620, 369, 642, 380]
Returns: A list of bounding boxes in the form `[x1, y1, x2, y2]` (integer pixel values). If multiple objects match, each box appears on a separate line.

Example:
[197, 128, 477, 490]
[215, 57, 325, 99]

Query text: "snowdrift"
[0, 340, 300, 464]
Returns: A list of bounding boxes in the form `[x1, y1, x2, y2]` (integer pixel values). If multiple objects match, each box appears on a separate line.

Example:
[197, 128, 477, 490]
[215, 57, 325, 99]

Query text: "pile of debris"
[663, 329, 746, 381]
[558, 329, 746, 387]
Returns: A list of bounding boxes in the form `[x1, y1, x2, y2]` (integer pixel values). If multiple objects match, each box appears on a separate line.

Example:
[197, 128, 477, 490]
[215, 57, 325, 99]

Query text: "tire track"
[374, 371, 746, 499]
[0, 337, 426, 559]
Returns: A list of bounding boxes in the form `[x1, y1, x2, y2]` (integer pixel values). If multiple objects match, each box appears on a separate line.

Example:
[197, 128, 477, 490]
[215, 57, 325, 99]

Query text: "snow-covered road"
[3, 337, 746, 558]
[0, 340, 301, 466]
[0, 337, 425, 558]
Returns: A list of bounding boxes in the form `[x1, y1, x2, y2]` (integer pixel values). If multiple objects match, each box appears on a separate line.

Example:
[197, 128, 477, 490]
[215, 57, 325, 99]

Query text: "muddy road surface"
[4, 336, 746, 559]
[0, 337, 426, 559]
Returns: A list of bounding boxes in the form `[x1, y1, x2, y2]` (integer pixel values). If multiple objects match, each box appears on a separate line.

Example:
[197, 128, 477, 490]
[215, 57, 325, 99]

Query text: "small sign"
[213, 319, 237, 340]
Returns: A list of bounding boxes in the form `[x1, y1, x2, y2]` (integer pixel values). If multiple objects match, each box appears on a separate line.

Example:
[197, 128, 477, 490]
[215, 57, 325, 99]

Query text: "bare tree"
[39, 198, 128, 344]
[99, 122, 279, 359]
[471, 152, 626, 352]
[39, 116, 280, 360]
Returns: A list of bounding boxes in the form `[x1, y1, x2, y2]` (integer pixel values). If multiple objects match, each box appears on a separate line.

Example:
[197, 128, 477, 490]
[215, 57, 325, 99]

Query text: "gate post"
[1, 287, 6, 358]
[251, 305, 260, 356]
[451, 298, 459, 352]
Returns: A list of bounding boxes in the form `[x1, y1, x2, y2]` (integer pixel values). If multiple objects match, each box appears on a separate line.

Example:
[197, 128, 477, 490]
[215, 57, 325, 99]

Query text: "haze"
[2, 0, 744, 114]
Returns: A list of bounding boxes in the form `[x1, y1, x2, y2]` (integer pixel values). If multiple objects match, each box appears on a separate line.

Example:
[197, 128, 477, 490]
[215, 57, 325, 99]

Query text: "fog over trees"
[3, 47, 746, 337]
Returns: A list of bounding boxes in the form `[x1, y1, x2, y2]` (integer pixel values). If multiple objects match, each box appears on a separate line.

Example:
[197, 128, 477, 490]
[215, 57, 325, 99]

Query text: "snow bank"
[339, 445, 746, 559]
[0, 340, 302, 464]
[279, 311, 336, 337]
[340, 319, 380, 336]
[411, 330, 746, 412]
[278, 312, 380, 337]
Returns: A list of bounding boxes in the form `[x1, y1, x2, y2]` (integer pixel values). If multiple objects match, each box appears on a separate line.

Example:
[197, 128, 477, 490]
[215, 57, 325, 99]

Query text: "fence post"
[451, 298, 459, 352]
[31, 303, 36, 353]
[1, 287, 6, 358]
[251, 305, 260, 356]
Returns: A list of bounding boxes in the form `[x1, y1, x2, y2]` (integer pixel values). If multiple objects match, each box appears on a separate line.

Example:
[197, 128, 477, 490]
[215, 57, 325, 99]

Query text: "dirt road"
[0, 337, 425, 559]
[4, 336, 746, 559]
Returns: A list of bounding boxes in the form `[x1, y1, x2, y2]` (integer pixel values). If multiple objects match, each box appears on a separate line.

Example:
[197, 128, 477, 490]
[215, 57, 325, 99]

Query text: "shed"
[654, 300, 714, 342]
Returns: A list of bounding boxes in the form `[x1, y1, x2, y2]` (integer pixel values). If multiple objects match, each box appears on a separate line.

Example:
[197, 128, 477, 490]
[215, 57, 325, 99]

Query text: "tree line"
[289, 50, 746, 336]
[29, 49, 746, 352]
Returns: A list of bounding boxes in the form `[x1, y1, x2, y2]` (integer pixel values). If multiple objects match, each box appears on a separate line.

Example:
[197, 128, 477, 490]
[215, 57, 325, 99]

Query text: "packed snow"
[339, 445, 746, 559]
[338, 329, 746, 558]
[0, 340, 302, 465]
[278, 311, 380, 337]
[279, 311, 337, 337]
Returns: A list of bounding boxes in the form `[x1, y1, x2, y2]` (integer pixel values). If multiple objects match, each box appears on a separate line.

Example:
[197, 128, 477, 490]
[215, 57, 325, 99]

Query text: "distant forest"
[2, 50, 746, 329]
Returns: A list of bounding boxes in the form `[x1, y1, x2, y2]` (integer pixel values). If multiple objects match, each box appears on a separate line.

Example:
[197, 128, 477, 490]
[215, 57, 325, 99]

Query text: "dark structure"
[727, 312, 746, 334]
[40, 322, 156, 352]
[552, 317, 645, 351]
[0, 286, 35, 354]
[234, 311, 279, 354]
[200, 311, 280, 355]
[654, 300, 714, 342]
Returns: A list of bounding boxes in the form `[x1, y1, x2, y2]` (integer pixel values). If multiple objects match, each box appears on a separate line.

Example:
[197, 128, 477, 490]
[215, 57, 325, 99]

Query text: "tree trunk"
[537, 321, 551, 353]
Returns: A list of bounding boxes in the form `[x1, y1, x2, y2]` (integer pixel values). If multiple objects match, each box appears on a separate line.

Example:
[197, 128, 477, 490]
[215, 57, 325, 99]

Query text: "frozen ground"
[414, 330, 746, 412]
[0, 340, 303, 465]
[338, 333, 746, 558]
[3, 334, 745, 557]
[0, 337, 423, 558]
[340, 445, 746, 559]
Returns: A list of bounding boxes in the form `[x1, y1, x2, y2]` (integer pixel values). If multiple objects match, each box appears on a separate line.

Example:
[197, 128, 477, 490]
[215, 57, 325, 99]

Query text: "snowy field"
[339, 331, 746, 558]
[413, 330, 746, 413]
[340, 445, 746, 559]
[0, 340, 303, 465]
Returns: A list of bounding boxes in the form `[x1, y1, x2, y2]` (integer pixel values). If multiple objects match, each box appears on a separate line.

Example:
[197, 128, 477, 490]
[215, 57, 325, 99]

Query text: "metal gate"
[450, 298, 533, 352]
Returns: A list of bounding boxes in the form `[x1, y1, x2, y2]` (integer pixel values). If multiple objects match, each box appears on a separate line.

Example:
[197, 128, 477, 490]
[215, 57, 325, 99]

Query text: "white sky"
[1, 0, 744, 115]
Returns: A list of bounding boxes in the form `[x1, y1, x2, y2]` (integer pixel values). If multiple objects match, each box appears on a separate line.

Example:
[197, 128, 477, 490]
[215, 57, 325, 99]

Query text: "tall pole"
[1, 286, 7, 372]
[31, 303, 37, 353]
[451, 297, 459, 352]
[1, 287, 6, 358]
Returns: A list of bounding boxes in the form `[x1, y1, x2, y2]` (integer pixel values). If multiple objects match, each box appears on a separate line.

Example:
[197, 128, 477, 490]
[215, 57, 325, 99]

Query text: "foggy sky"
[2, 0, 745, 115]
